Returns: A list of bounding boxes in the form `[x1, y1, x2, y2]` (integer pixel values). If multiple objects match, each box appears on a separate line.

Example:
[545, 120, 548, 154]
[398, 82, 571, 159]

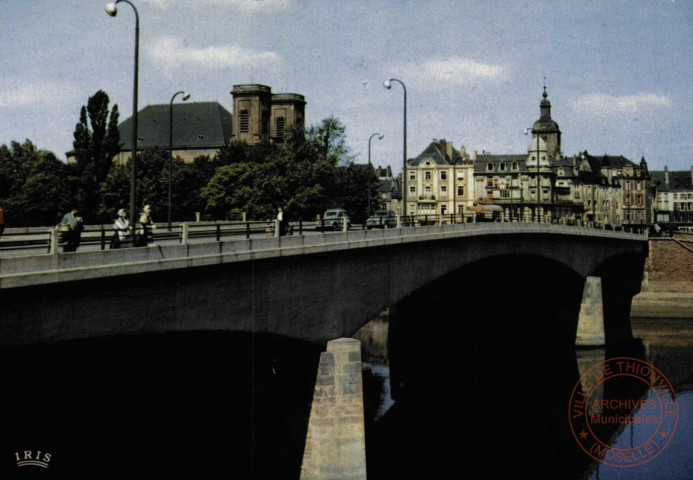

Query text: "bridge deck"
[0, 223, 646, 290]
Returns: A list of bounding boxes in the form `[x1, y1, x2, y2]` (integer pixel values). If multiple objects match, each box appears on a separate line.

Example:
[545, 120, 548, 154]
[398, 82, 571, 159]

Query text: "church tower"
[531, 86, 561, 159]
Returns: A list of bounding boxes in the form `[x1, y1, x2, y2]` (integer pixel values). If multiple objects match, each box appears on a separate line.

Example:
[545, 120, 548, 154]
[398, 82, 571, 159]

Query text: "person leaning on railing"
[111, 209, 131, 249]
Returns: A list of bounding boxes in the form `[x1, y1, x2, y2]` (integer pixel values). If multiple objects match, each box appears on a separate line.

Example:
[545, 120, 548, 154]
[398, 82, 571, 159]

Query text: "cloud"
[570, 93, 672, 116]
[0, 81, 81, 108]
[140, 0, 290, 14]
[413, 56, 508, 86]
[149, 37, 282, 70]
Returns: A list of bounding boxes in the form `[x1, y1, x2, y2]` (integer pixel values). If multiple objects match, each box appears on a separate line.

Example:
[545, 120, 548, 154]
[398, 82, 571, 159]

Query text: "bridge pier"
[575, 276, 606, 347]
[300, 338, 367, 480]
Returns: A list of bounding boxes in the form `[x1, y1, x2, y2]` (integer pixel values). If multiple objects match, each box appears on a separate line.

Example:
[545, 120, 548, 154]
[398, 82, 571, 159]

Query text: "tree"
[306, 117, 353, 166]
[71, 90, 120, 222]
[332, 162, 381, 223]
[0, 140, 70, 226]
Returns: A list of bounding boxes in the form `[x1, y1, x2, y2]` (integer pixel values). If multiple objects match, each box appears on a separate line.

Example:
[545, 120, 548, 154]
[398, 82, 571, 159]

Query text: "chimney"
[664, 166, 669, 186]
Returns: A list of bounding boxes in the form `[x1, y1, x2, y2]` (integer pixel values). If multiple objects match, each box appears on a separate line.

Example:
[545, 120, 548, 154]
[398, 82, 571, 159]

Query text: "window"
[409, 172, 416, 181]
[441, 171, 447, 180]
[276, 117, 286, 142]
[409, 186, 416, 193]
[500, 163, 506, 171]
[240, 110, 249, 133]
[424, 186, 431, 194]
[487, 163, 494, 171]
[501, 190, 510, 198]
[441, 185, 447, 193]
[512, 162, 518, 170]
[457, 186, 464, 196]
[425, 171, 431, 180]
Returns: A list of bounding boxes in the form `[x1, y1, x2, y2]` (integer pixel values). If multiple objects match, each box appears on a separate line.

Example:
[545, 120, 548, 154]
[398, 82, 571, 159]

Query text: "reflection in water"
[359, 316, 693, 480]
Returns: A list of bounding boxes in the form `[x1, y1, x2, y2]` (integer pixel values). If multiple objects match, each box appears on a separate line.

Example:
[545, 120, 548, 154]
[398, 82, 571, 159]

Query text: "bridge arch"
[0, 226, 647, 348]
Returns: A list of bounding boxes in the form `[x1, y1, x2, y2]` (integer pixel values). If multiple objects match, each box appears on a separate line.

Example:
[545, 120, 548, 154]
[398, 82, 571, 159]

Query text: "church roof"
[117, 102, 232, 151]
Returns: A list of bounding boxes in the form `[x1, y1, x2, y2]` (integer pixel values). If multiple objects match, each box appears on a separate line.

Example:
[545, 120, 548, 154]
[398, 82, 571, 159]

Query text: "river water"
[359, 316, 693, 479]
[0, 317, 690, 479]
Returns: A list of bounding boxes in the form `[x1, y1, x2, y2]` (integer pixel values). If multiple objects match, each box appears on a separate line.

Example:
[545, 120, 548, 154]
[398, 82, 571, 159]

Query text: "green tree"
[71, 90, 120, 221]
[0, 140, 71, 226]
[332, 162, 381, 223]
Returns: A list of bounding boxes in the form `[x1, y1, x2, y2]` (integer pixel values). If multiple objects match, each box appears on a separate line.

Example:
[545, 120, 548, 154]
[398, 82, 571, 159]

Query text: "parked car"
[321, 209, 351, 231]
[366, 210, 397, 229]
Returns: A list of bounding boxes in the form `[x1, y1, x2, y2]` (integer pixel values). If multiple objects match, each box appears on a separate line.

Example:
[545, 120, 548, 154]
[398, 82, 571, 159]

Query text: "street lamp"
[169, 91, 190, 230]
[367, 133, 384, 218]
[106, 0, 139, 233]
[524, 127, 541, 222]
[384, 78, 407, 220]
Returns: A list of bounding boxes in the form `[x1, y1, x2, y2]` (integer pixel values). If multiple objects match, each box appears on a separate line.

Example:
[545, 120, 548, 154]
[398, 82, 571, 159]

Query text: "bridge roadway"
[0, 223, 648, 348]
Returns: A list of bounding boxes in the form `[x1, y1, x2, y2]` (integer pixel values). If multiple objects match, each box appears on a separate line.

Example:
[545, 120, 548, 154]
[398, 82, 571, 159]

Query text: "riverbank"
[631, 291, 693, 319]
[631, 236, 692, 319]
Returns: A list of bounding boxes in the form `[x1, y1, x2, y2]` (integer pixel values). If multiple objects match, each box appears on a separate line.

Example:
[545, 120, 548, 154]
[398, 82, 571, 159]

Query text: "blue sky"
[1, 0, 691, 172]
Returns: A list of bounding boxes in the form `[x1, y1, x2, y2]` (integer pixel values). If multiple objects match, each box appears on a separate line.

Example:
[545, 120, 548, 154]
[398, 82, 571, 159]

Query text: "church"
[67, 84, 306, 165]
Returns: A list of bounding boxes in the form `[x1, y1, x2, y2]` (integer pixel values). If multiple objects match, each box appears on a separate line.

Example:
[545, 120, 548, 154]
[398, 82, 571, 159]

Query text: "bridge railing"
[0, 216, 649, 256]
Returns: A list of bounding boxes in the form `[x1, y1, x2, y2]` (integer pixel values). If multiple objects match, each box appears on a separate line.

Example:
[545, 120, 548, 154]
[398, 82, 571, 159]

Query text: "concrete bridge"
[0, 222, 649, 479]
[0, 223, 648, 348]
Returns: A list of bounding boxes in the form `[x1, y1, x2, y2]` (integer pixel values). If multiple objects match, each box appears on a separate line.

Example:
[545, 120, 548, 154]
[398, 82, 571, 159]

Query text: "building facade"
[651, 167, 693, 225]
[471, 88, 654, 228]
[405, 139, 475, 220]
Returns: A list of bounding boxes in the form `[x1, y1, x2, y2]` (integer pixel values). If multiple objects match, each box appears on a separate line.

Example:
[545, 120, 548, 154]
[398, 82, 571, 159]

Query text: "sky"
[1, 0, 692, 174]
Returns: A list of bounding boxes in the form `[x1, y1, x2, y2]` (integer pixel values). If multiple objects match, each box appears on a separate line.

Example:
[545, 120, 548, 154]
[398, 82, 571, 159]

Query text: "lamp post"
[524, 127, 540, 222]
[169, 91, 190, 230]
[106, 0, 139, 232]
[367, 133, 384, 218]
[384, 78, 407, 220]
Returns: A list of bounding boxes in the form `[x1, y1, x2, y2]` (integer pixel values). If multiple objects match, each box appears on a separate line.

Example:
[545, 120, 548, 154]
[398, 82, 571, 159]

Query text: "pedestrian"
[277, 207, 284, 237]
[111, 209, 131, 249]
[265, 218, 274, 238]
[137, 204, 155, 246]
[59, 208, 84, 252]
[0, 205, 5, 239]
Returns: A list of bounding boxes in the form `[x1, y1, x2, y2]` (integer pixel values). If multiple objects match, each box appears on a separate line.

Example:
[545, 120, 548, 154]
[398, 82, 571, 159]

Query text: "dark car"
[366, 210, 397, 229]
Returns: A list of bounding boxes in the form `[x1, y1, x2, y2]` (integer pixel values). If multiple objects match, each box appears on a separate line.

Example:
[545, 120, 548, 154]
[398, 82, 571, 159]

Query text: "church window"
[276, 117, 286, 142]
[240, 110, 250, 133]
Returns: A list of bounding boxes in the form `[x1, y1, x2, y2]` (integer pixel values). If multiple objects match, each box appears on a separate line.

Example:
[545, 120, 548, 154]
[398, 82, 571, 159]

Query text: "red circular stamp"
[568, 357, 678, 467]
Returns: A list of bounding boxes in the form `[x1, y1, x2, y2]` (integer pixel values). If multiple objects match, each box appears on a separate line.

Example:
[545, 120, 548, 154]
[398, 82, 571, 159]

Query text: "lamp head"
[182, 93, 191, 101]
[523, 128, 532, 135]
[383, 80, 391, 89]
[378, 134, 384, 140]
[105, 3, 118, 16]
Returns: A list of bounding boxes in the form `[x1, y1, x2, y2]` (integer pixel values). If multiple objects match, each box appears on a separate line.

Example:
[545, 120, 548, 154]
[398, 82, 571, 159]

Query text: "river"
[358, 316, 693, 479]
[0, 317, 690, 478]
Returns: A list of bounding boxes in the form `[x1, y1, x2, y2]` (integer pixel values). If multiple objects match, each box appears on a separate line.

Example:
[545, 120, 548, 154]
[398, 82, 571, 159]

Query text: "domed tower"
[531, 86, 561, 159]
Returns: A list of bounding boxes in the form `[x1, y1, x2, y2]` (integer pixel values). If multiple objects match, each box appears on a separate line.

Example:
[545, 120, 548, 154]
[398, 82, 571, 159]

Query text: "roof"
[651, 170, 693, 192]
[409, 142, 450, 166]
[474, 154, 527, 173]
[117, 102, 232, 151]
[408, 140, 468, 167]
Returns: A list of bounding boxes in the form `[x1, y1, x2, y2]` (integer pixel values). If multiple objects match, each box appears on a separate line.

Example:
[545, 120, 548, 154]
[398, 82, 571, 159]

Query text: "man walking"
[60, 208, 83, 252]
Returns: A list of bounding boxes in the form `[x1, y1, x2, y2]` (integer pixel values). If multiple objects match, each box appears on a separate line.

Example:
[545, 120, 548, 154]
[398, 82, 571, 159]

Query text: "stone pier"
[300, 338, 367, 480]
[575, 276, 606, 346]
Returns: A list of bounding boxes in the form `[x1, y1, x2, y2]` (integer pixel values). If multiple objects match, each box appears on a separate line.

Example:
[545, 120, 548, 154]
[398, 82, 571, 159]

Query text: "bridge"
[0, 222, 649, 478]
[0, 222, 647, 348]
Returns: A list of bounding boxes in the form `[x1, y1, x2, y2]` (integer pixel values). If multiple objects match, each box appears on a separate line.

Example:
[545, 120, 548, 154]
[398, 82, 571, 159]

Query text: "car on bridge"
[366, 210, 397, 229]
[321, 209, 351, 231]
